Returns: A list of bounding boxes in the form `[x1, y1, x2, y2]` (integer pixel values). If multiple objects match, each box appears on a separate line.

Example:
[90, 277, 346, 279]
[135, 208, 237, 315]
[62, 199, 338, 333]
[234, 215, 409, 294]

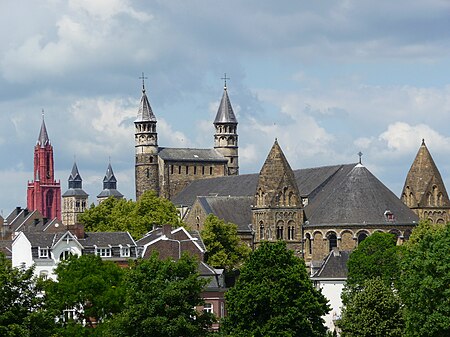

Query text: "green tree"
[45, 254, 124, 334]
[339, 277, 404, 337]
[398, 222, 450, 337]
[346, 232, 400, 289]
[105, 253, 214, 337]
[78, 190, 179, 239]
[222, 241, 330, 337]
[0, 252, 55, 337]
[201, 214, 250, 271]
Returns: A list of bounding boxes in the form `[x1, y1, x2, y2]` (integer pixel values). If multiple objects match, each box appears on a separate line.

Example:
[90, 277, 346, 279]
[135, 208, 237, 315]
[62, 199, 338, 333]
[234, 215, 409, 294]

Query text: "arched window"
[59, 250, 72, 261]
[305, 233, 312, 255]
[276, 221, 284, 240]
[287, 226, 295, 240]
[259, 221, 264, 240]
[328, 233, 337, 251]
[357, 232, 368, 245]
[267, 228, 272, 240]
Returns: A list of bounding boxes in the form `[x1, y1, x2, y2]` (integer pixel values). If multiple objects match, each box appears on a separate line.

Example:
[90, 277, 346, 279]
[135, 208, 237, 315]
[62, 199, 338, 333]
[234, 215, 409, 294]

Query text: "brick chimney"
[162, 224, 172, 237]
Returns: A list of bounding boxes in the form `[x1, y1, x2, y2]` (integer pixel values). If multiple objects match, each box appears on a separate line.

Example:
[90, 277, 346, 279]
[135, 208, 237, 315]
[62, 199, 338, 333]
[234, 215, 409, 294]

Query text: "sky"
[2, 0, 450, 215]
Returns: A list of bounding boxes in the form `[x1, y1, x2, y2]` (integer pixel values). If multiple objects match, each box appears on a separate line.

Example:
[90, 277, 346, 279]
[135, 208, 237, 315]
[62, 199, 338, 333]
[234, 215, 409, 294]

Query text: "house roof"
[22, 231, 136, 248]
[158, 147, 227, 163]
[137, 226, 206, 252]
[312, 249, 350, 279]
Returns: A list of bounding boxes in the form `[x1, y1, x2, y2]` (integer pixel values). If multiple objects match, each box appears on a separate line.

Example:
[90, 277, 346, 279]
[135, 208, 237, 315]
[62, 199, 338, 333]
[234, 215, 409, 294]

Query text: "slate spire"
[37, 112, 50, 147]
[68, 162, 82, 189]
[97, 162, 123, 201]
[214, 86, 238, 124]
[135, 79, 156, 122]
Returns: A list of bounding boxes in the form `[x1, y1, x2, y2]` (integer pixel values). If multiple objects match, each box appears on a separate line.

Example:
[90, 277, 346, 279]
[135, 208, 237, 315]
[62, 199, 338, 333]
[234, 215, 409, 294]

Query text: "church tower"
[135, 76, 159, 199]
[401, 139, 450, 224]
[214, 79, 239, 175]
[252, 140, 303, 253]
[97, 163, 123, 203]
[62, 162, 88, 225]
[27, 114, 61, 220]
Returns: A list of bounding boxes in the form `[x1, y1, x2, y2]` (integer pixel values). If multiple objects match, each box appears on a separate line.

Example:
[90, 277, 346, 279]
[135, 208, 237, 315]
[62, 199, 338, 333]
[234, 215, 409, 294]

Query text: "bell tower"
[27, 112, 61, 220]
[135, 74, 159, 199]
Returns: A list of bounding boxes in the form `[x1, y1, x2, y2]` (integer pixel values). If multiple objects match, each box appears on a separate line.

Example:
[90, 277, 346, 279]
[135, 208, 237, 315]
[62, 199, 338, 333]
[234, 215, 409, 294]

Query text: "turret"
[135, 74, 159, 199]
[62, 162, 89, 225]
[98, 162, 123, 203]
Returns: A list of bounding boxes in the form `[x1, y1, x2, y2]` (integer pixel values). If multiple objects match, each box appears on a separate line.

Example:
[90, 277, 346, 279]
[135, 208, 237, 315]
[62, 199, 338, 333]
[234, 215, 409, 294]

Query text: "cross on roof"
[221, 73, 230, 89]
[139, 72, 148, 91]
[358, 151, 363, 164]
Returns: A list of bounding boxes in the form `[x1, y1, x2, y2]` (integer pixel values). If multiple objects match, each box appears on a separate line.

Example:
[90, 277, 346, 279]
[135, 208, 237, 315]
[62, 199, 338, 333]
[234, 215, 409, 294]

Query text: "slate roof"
[62, 189, 89, 197]
[135, 87, 157, 122]
[214, 87, 237, 124]
[158, 147, 227, 163]
[198, 261, 225, 289]
[38, 117, 49, 147]
[305, 164, 419, 226]
[311, 249, 350, 279]
[97, 189, 123, 198]
[197, 196, 253, 233]
[23, 231, 136, 248]
[172, 164, 355, 207]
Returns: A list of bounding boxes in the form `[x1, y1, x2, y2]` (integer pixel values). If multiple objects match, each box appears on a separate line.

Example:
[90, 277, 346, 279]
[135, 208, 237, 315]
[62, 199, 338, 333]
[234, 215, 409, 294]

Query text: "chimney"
[15, 206, 21, 215]
[34, 218, 40, 226]
[69, 223, 85, 239]
[162, 224, 172, 237]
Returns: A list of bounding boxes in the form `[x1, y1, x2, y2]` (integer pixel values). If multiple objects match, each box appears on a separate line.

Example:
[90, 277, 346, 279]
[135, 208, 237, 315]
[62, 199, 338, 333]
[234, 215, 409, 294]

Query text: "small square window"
[203, 302, 213, 314]
[39, 248, 49, 258]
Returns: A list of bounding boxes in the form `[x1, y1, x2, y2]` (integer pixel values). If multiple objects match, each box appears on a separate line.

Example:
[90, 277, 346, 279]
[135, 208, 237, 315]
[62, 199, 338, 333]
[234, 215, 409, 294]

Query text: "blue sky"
[1, 0, 450, 214]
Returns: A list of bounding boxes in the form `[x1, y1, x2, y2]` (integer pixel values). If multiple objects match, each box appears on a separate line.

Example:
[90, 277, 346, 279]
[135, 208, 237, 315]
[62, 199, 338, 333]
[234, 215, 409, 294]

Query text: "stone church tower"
[214, 84, 239, 175]
[27, 115, 61, 220]
[97, 163, 123, 203]
[135, 80, 159, 199]
[401, 139, 450, 224]
[62, 162, 88, 225]
[252, 140, 303, 253]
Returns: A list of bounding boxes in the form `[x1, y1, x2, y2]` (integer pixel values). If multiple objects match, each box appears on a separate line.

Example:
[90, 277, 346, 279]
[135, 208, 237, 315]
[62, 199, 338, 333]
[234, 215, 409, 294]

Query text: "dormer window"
[384, 210, 395, 222]
[39, 247, 49, 258]
[120, 247, 130, 257]
[96, 248, 112, 257]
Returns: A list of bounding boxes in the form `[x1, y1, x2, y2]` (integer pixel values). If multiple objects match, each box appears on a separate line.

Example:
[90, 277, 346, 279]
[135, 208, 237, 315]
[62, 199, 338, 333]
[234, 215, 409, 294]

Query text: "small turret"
[98, 162, 123, 203]
[62, 162, 89, 225]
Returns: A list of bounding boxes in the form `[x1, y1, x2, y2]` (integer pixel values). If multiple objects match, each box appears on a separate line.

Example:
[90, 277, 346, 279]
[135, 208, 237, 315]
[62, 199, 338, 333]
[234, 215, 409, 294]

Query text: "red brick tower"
[27, 114, 61, 220]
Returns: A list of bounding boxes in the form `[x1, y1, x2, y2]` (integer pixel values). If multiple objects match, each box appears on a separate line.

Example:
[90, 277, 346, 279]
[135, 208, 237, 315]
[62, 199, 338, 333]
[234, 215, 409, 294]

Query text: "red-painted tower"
[27, 115, 61, 220]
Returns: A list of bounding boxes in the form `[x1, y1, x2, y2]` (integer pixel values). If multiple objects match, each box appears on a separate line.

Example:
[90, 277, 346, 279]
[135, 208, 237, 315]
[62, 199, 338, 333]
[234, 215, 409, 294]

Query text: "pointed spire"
[135, 73, 157, 122]
[214, 82, 237, 124]
[37, 110, 50, 147]
[97, 162, 123, 200]
[104, 163, 117, 184]
[68, 162, 82, 189]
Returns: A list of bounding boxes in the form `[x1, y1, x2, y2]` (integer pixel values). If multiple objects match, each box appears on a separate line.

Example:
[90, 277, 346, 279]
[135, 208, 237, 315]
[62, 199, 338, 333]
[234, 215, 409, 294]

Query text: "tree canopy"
[398, 222, 450, 337]
[45, 254, 124, 334]
[222, 241, 330, 337]
[0, 252, 55, 337]
[339, 277, 404, 337]
[346, 231, 400, 289]
[105, 253, 214, 337]
[78, 190, 180, 239]
[201, 214, 250, 271]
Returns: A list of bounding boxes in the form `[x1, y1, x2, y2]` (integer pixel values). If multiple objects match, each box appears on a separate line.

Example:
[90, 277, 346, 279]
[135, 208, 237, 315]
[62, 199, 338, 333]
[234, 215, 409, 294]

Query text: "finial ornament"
[221, 73, 230, 89]
[139, 72, 148, 92]
[422, 138, 425, 145]
[358, 151, 363, 164]
[42, 109, 44, 120]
